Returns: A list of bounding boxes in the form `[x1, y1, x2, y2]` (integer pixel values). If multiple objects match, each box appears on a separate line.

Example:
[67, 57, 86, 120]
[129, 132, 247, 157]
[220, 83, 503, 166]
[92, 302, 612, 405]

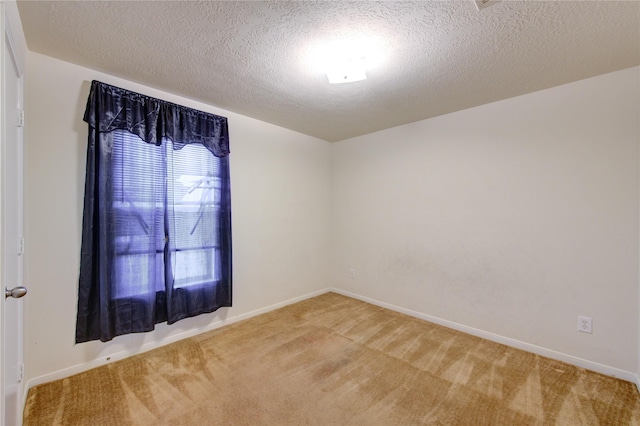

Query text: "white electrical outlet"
[578, 316, 592, 334]
[349, 269, 356, 279]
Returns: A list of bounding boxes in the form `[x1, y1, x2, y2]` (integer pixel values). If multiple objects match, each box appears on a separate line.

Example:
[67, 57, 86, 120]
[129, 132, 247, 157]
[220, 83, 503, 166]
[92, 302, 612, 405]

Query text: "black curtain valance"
[83, 80, 230, 157]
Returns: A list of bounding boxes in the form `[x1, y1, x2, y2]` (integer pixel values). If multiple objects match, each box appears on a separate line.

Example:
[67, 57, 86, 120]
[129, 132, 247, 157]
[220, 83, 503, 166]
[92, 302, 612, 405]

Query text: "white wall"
[332, 67, 640, 375]
[21, 49, 640, 385]
[23, 52, 332, 383]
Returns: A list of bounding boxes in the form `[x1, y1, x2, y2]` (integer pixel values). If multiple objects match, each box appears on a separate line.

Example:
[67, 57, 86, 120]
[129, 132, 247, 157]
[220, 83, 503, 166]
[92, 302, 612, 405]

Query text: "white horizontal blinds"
[111, 129, 166, 297]
[166, 140, 222, 288]
[110, 129, 222, 296]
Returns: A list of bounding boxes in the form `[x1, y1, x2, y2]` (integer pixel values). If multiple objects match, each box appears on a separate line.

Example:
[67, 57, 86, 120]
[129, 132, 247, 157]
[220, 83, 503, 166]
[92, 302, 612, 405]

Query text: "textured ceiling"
[16, 1, 640, 142]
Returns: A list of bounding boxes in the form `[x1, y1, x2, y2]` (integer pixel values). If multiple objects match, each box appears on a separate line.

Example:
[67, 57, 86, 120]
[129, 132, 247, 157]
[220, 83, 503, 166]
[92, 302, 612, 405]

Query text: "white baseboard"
[25, 286, 639, 398]
[25, 288, 331, 393]
[329, 288, 639, 385]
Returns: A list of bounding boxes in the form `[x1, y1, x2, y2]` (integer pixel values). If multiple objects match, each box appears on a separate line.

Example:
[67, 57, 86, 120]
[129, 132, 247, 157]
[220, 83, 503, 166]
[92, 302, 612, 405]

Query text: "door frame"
[0, 3, 26, 423]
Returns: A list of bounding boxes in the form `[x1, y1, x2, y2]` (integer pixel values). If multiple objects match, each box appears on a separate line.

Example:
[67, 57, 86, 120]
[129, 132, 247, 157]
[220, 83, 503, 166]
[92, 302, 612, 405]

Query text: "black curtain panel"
[76, 81, 232, 343]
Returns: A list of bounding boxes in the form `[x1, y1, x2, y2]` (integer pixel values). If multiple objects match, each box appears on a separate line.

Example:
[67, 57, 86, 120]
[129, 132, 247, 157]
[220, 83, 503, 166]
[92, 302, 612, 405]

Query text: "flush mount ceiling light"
[326, 56, 367, 84]
[305, 32, 388, 85]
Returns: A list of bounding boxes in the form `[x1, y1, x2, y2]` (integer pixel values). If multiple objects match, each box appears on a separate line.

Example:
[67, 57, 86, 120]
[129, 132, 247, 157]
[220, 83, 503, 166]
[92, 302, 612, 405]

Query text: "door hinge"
[18, 237, 24, 255]
[18, 110, 24, 127]
[18, 363, 24, 382]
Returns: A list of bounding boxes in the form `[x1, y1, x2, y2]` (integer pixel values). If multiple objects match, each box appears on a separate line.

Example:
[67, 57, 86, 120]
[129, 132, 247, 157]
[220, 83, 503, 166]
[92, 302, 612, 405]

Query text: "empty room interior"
[2, 0, 640, 424]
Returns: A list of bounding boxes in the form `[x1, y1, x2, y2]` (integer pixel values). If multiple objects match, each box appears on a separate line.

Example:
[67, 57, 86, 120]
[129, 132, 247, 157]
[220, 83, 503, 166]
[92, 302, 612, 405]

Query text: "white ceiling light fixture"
[306, 32, 387, 85]
[326, 56, 367, 84]
[475, 0, 501, 10]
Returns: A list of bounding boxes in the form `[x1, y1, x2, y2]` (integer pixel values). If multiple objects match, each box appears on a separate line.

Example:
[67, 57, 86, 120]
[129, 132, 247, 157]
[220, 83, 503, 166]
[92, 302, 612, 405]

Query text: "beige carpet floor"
[24, 292, 640, 425]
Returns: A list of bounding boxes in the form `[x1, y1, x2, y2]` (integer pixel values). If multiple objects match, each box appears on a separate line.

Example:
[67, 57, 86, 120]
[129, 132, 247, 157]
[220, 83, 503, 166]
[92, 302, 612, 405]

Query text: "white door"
[1, 19, 25, 426]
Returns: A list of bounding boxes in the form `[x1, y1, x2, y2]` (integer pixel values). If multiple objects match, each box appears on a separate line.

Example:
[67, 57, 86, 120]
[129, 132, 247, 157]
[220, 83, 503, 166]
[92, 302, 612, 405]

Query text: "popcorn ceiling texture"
[17, 1, 640, 142]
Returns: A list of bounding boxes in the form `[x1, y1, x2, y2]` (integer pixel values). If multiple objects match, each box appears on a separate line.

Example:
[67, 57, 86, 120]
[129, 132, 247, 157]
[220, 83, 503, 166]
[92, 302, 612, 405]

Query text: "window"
[76, 81, 232, 343]
[112, 131, 222, 298]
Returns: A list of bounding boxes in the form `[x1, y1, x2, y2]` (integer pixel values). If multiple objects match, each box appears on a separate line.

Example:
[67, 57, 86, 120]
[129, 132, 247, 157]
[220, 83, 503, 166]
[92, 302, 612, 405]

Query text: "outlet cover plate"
[578, 316, 592, 334]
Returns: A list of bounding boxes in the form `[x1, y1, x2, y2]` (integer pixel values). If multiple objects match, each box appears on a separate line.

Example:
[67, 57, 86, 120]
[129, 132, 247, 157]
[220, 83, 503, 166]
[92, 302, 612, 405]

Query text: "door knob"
[5, 286, 27, 299]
